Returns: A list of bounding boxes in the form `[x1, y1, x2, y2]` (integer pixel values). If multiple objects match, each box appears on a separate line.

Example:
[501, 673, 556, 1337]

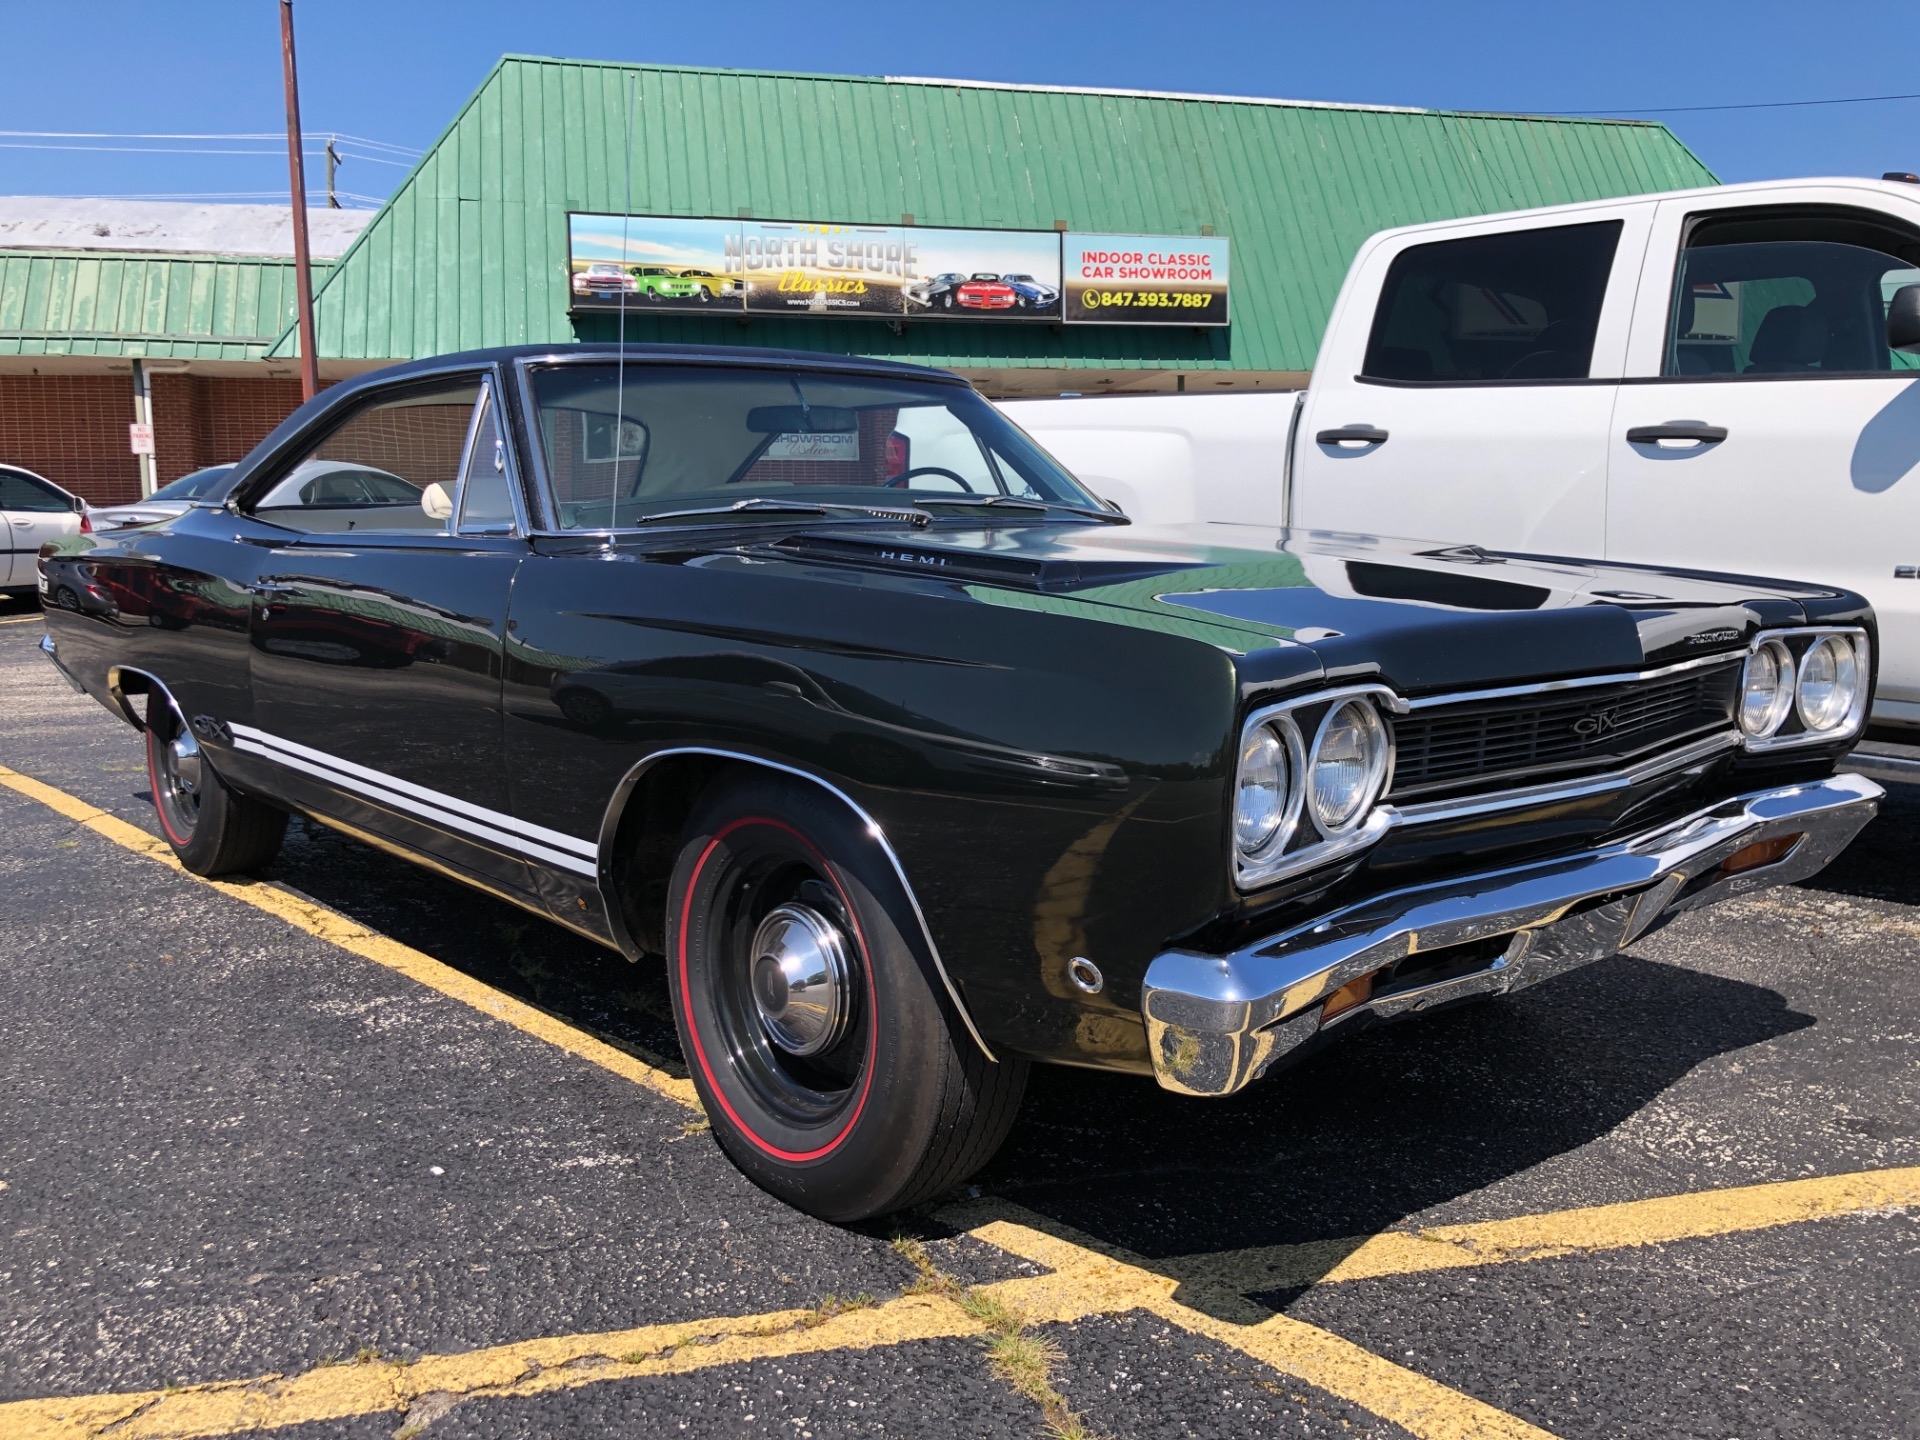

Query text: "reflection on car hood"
[764, 520, 1852, 694]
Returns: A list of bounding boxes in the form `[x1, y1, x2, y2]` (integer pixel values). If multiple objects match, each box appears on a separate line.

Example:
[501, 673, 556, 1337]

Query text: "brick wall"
[0, 373, 321, 506]
[314, 399, 475, 489]
[151, 375, 312, 485]
[0, 375, 142, 504]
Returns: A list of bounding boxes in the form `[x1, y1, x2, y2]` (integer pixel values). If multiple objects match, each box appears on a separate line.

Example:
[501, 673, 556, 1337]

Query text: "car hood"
[767, 520, 1856, 696]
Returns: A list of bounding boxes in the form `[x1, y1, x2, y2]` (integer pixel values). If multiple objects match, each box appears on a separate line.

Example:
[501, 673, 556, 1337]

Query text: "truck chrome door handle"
[1316, 426, 1389, 446]
[1625, 423, 1727, 445]
[250, 581, 298, 596]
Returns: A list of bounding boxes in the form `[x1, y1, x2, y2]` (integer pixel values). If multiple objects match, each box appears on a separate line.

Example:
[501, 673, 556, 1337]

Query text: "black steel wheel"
[665, 771, 1026, 1221]
[145, 699, 288, 876]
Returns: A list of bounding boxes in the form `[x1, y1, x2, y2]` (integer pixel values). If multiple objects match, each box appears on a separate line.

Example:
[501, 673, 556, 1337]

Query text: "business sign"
[1061, 234, 1230, 325]
[568, 214, 1231, 328]
[567, 213, 1064, 321]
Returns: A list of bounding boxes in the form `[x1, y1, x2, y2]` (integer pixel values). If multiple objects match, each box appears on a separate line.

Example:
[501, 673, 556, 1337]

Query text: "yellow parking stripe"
[1163, 1165, 1920, 1296]
[12, 756, 1915, 1440]
[955, 1204, 1561, 1440]
[0, 764, 701, 1112]
[0, 1293, 984, 1440]
[0, 614, 46, 626]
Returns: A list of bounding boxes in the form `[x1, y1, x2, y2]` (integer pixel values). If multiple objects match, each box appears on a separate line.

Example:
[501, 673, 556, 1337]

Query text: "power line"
[0, 128, 422, 155]
[0, 140, 413, 165]
[1541, 90, 1920, 118]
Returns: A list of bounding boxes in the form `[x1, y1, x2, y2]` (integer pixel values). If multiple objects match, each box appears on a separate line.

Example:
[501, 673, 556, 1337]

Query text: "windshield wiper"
[914, 495, 1129, 523]
[628, 497, 931, 528]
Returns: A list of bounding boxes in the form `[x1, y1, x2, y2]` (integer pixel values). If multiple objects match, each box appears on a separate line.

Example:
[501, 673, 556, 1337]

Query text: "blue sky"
[2, 0, 1917, 208]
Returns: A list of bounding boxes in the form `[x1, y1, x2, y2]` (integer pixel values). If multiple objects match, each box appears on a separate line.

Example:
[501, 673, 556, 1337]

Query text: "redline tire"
[665, 772, 1026, 1221]
[145, 704, 287, 877]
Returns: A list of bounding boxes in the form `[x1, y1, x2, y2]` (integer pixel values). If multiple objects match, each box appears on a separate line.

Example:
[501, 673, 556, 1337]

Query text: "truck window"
[1665, 208, 1920, 376]
[1362, 221, 1621, 383]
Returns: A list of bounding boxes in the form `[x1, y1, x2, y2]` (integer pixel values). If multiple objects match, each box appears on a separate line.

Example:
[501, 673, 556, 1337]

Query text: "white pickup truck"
[1007, 176, 1920, 724]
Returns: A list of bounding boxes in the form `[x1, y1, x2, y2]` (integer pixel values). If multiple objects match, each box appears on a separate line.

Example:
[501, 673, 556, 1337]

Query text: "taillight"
[79, 510, 93, 534]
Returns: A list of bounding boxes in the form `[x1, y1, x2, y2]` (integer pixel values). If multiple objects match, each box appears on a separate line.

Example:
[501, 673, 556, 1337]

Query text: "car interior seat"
[1745, 304, 1831, 372]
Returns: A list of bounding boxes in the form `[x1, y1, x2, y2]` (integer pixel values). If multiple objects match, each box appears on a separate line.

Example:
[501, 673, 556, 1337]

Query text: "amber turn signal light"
[1720, 834, 1802, 875]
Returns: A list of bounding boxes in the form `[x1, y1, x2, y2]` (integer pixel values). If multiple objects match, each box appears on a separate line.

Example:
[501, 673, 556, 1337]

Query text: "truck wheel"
[146, 702, 287, 876]
[665, 771, 1026, 1221]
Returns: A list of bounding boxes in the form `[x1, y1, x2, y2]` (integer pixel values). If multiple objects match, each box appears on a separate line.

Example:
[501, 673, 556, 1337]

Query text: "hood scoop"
[769, 533, 1206, 593]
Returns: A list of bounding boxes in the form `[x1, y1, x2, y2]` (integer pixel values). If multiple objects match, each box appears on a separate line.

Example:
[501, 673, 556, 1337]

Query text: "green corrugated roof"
[281, 57, 1717, 370]
[0, 248, 326, 359]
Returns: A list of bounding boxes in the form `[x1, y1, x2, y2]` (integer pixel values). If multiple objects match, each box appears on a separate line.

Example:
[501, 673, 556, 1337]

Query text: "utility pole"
[325, 137, 341, 209]
[279, 0, 319, 401]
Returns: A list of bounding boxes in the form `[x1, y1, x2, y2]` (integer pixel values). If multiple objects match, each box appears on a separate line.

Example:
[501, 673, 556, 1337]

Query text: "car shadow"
[1796, 772, 1920, 907]
[256, 791, 1822, 1325]
[974, 953, 1812, 1318]
[258, 813, 688, 1075]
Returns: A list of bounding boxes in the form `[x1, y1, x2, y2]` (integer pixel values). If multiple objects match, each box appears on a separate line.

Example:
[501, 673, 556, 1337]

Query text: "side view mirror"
[1889, 284, 1920, 353]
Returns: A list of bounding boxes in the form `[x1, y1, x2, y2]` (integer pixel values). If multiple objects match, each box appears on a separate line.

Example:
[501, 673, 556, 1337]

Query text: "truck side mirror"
[1890, 284, 1920, 353]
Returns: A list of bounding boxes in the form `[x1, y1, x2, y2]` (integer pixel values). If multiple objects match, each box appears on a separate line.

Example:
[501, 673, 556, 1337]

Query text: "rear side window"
[246, 379, 483, 534]
[1666, 207, 1920, 376]
[0, 470, 73, 512]
[1362, 221, 1623, 382]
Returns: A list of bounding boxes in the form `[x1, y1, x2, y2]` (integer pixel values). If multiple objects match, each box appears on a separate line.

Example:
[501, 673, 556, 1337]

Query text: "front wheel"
[665, 772, 1026, 1221]
[146, 701, 287, 876]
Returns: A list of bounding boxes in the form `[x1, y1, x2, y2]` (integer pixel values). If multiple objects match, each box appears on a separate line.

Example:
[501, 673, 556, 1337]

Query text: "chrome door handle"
[1316, 426, 1389, 446]
[1626, 423, 1727, 445]
[251, 581, 298, 596]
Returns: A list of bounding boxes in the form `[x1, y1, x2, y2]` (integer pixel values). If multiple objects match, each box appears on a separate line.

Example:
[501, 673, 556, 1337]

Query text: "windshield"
[527, 363, 1102, 530]
[147, 465, 234, 504]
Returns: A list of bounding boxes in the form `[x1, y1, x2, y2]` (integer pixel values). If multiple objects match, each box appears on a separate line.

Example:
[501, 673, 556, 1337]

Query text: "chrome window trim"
[452, 373, 533, 539]
[595, 746, 995, 1063]
[1234, 684, 1401, 892]
[1742, 626, 1871, 752]
[225, 360, 498, 520]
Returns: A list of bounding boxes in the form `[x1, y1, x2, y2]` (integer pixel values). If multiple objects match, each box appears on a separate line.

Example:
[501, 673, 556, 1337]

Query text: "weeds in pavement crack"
[891, 1233, 1109, 1440]
[802, 1292, 876, 1328]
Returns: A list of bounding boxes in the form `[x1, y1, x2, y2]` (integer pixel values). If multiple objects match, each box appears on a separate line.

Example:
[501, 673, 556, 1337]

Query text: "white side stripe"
[228, 725, 599, 878]
[229, 722, 597, 858]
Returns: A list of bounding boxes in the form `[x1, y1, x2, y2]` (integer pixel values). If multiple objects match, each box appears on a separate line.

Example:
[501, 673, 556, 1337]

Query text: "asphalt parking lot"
[4, 593, 1919, 1440]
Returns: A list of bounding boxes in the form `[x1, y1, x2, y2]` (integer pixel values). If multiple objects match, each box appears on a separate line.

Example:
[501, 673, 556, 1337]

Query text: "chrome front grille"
[1387, 659, 1742, 801]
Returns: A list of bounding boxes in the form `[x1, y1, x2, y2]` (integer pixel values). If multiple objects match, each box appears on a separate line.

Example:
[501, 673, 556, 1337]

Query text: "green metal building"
[4, 57, 1717, 504]
[276, 57, 1716, 396]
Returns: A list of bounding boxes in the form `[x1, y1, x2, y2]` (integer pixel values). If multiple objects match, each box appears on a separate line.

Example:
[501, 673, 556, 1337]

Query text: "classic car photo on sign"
[37, 343, 1884, 1221]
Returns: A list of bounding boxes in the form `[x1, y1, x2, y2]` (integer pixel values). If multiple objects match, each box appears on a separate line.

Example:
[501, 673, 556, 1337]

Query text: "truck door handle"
[250, 581, 298, 596]
[1316, 426, 1389, 446]
[1625, 423, 1727, 446]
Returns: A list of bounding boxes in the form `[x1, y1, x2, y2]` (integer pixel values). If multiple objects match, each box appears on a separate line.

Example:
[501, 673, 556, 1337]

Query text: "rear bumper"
[1141, 772, 1882, 1097]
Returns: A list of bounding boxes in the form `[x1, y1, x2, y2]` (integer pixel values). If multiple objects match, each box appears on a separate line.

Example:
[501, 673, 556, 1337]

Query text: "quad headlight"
[1738, 629, 1870, 749]
[1307, 698, 1392, 835]
[1796, 634, 1862, 733]
[1233, 690, 1395, 886]
[1233, 721, 1294, 854]
[1738, 639, 1796, 739]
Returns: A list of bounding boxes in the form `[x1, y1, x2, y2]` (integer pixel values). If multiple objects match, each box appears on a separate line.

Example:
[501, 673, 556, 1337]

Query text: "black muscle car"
[36, 344, 1884, 1222]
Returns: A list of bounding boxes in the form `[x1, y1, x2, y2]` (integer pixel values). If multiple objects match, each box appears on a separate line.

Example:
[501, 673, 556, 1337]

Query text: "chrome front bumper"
[1141, 772, 1883, 1097]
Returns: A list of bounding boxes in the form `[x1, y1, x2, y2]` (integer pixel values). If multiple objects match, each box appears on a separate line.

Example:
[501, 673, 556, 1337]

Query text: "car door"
[1292, 204, 1652, 555]
[235, 369, 545, 898]
[0, 466, 82, 589]
[1607, 190, 1920, 719]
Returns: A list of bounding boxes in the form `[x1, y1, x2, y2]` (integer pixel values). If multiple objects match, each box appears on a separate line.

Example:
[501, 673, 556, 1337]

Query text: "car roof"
[326, 342, 972, 403]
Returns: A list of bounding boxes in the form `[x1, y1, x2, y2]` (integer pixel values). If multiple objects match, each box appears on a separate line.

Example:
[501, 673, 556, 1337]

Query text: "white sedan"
[0, 465, 86, 600]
